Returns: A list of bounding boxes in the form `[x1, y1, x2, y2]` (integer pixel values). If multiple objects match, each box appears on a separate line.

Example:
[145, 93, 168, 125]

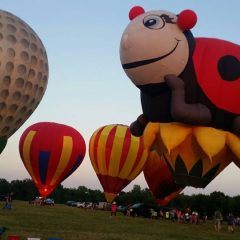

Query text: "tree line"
[0, 178, 240, 218]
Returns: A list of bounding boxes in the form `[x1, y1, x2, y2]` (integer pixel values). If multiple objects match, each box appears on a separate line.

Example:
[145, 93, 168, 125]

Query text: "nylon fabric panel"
[89, 127, 104, 174]
[22, 130, 38, 183]
[118, 128, 131, 173]
[128, 138, 145, 179]
[50, 136, 73, 186]
[108, 126, 127, 177]
[105, 126, 117, 172]
[96, 125, 115, 175]
[118, 134, 140, 179]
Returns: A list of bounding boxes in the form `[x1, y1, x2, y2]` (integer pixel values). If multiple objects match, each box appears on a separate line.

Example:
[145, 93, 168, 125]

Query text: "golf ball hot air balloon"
[89, 124, 149, 202]
[0, 10, 48, 153]
[144, 150, 184, 206]
[19, 122, 86, 197]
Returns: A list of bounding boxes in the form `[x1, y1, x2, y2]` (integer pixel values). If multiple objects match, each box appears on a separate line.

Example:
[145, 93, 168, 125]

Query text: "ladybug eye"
[143, 15, 164, 29]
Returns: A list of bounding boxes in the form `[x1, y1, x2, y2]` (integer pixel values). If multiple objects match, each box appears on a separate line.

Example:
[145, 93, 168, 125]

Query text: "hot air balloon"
[0, 10, 48, 153]
[19, 122, 86, 197]
[119, 6, 240, 187]
[89, 124, 149, 202]
[143, 122, 233, 187]
[120, 6, 240, 137]
[144, 150, 184, 206]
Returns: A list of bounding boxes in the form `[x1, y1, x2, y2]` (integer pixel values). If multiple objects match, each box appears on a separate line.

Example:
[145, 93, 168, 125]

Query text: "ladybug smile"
[122, 39, 180, 69]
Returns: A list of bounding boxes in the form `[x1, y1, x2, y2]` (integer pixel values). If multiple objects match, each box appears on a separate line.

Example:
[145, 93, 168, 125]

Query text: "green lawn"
[0, 201, 239, 240]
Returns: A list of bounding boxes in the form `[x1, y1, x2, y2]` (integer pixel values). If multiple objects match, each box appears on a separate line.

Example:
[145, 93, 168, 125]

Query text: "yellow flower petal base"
[143, 122, 239, 188]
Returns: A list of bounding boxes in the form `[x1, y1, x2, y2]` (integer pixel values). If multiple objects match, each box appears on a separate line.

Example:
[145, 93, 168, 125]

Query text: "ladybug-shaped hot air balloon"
[89, 124, 149, 202]
[120, 6, 240, 187]
[120, 6, 240, 137]
[19, 122, 86, 197]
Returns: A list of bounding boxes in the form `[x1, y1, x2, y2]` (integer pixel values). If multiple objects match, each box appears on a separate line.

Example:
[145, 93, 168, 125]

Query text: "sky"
[0, 0, 240, 196]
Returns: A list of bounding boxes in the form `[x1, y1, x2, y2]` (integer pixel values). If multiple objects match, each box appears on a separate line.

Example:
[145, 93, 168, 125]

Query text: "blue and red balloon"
[19, 122, 86, 197]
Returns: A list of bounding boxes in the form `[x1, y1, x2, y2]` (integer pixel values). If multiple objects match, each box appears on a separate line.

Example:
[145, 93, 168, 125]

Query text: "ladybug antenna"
[177, 9, 197, 30]
[129, 6, 145, 20]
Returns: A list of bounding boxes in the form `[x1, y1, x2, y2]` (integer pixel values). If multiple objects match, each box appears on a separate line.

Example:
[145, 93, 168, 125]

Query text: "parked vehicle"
[76, 202, 85, 208]
[29, 196, 45, 205]
[66, 200, 76, 206]
[44, 198, 54, 206]
[85, 202, 93, 209]
[117, 205, 128, 213]
[71, 201, 80, 207]
[96, 202, 108, 210]
[127, 203, 161, 218]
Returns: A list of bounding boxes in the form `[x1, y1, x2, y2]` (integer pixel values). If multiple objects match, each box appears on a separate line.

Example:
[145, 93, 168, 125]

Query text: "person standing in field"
[111, 202, 117, 217]
[227, 212, 235, 233]
[214, 209, 223, 232]
[2, 194, 11, 210]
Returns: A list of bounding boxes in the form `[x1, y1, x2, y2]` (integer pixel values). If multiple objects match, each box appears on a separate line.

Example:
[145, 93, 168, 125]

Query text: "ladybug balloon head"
[120, 6, 197, 87]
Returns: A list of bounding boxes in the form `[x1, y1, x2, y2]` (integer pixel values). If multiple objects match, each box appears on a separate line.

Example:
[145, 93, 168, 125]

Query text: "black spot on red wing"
[218, 55, 240, 81]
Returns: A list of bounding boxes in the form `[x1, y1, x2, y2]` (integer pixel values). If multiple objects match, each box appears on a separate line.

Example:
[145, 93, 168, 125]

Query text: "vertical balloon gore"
[19, 122, 86, 197]
[89, 124, 149, 202]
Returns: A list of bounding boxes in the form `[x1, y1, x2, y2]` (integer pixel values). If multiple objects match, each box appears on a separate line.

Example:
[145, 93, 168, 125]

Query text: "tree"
[10, 179, 38, 200]
[0, 178, 10, 196]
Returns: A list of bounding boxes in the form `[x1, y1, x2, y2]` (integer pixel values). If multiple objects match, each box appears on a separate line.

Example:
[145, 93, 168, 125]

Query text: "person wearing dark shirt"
[227, 213, 235, 232]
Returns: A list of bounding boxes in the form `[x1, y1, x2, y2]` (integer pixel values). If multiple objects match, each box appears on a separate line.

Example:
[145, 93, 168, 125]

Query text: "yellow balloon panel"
[143, 122, 234, 188]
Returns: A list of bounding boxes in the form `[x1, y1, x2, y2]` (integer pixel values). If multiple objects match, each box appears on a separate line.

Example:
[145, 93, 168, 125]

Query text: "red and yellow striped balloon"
[19, 122, 86, 197]
[89, 124, 149, 202]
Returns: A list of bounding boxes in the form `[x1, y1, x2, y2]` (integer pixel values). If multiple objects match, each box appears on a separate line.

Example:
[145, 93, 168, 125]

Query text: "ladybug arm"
[165, 74, 212, 125]
[130, 114, 148, 136]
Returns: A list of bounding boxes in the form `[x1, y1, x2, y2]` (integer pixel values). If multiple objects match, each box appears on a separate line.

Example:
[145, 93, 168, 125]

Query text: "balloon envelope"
[120, 7, 240, 137]
[144, 151, 184, 206]
[0, 10, 48, 141]
[143, 122, 232, 188]
[89, 124, 149, 202]
[19, 122, 86, 196]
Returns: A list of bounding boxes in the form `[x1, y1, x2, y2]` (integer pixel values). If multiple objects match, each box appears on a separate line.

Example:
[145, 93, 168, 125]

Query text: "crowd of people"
[214, 209, 240, 233]
[113, 201, 240, 233]
[154, 207, 206, 224]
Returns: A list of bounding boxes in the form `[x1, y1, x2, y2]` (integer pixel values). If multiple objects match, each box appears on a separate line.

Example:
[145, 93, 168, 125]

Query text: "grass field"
[0, 201, 239, 240]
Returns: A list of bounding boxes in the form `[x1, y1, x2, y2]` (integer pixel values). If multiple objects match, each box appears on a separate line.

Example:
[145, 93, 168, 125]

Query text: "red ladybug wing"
[193, 38, 240, 114]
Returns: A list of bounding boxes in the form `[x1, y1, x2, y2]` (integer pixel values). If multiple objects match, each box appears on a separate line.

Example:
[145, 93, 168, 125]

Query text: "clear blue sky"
[0, 0, 240, 196]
